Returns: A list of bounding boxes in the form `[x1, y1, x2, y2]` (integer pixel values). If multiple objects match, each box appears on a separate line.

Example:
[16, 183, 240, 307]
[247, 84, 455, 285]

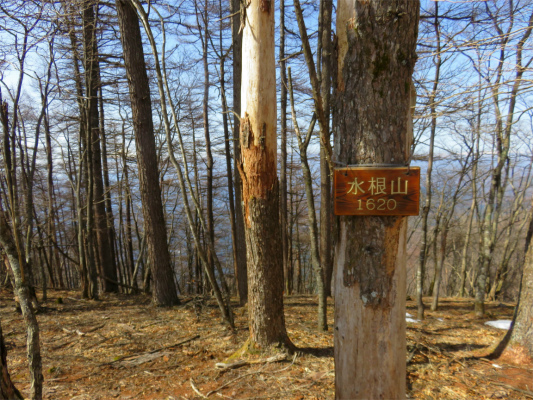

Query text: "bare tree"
[288, 69, 327, 331]
[238, 0, 293, 349]
[115, 0, 180, 306]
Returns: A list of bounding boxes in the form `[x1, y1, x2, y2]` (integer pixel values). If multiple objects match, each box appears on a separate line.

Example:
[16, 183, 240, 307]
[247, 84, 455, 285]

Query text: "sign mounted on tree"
[334, 167, 420, 216]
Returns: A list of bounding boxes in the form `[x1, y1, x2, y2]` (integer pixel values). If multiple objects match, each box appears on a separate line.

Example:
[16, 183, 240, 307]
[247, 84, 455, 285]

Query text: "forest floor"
[1, 289, 532, 400]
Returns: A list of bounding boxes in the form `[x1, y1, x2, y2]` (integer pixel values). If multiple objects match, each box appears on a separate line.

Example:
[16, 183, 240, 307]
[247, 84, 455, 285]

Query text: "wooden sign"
[334, 167, 420, 216]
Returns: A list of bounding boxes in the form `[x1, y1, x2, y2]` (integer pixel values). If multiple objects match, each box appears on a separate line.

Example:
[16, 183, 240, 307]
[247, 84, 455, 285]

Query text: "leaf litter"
[1, 290, 532, 399]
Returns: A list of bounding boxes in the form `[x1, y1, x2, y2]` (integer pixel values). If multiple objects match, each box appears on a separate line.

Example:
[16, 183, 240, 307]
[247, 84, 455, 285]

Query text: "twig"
[489, 380, 533, 398]
[208, 353, 298, 397]
[215, 352, 288, 371]
[190, 378, 208, 398]
[102, 334, 200, 365]
[407, 344, 418, 364]
[215, 360, 248, 370]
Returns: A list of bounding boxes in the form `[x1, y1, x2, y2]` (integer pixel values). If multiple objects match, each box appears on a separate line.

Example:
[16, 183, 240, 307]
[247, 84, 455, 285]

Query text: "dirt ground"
[1, 289, 532, 399]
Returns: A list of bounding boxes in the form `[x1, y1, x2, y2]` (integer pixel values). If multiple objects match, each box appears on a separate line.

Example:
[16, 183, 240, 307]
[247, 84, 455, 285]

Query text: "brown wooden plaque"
[334, 167, 420, 216]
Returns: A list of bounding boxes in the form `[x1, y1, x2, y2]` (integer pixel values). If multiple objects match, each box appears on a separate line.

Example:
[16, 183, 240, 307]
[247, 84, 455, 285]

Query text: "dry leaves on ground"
[1, 290, 532, 399]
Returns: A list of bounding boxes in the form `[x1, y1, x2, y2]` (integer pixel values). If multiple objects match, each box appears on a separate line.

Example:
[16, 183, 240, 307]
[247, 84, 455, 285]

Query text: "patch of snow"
[436, 318, 444, 322]
[492, 364, 502, 369]
[406, 317, 418, 323]
[406, 312, 412, 317]
[485, 320, 512, 330]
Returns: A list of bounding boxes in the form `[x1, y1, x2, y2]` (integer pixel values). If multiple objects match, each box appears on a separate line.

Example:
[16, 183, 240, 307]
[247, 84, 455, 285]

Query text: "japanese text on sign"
[334, 167, 420, 216]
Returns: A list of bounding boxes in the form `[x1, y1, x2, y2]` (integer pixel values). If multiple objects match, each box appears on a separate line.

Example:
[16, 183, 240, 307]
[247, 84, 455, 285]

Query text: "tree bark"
[508, 217, 533, 360]
[116, 0, 179, 306]
[231, 0, 247, 305]
[288, 72, 327, 331]
[82, 0, 118, 293]
[319, 0, 333, 298]
[239, 0, 292, 349]
[0, 213, 43, 400]
[0, 321, 23, 400]
[333, 0, 419, 398]
[198, 0, 216, 285]
[279, 0, 290, 295]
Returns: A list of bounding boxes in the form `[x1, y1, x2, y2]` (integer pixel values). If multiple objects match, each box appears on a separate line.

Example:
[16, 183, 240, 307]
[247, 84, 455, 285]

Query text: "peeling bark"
[239, 0, 292, 349]
[333, 0, 419, 398]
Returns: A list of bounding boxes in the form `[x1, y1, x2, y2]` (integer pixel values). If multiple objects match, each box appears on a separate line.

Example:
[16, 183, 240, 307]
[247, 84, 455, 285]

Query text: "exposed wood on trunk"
[333, 0, 419, 397]
[239, 0, 292, 348]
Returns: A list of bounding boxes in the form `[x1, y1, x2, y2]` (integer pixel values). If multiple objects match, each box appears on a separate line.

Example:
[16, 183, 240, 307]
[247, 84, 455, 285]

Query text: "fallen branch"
[215, 352, 288, 370]
[190, 378, 208, 398]
[489, 380, 533, 399]
[102, 334, 200, 365]
[208, 353, 297, 397]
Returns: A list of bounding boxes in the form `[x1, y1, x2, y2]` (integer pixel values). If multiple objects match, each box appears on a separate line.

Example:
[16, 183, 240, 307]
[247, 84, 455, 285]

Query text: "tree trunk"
[417, 3, 441, 319]
[279, 0, 290, 295]
[0, 321, 23, 400]
[231, 0, 247, 305]
[491, 202, 533, 362]
[474, 9, 533, 317]
[83, 0, 118, 293]
[319, 0, 333, 298]
[98, 84, 119, 290]
[0, 213, 43, 400]
[239, 0, 292, 349]
[116, 0, 179, 306]
[333, 0, 419, 398]
[288, 73, 327, 331]
[218, 0, 239, 301]
[199, 2, 216, 285]
[508, 220, 533, 360]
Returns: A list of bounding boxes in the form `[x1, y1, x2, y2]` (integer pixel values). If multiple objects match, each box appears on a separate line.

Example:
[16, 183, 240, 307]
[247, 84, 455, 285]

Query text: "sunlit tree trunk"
[318, 0, 333, 298]
[239, 0, 292, 348]
[0, 213, 42, 400]
[333, 0, 419, 397]
[475, 8, 533, 317]
[288, 72, 327, 331]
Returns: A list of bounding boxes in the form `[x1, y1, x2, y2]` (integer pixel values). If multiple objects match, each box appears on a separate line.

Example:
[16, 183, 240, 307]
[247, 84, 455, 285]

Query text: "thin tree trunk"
[198, 0, 216, 285]
[83, 0, 118, 293]
[218, 0, 239, 301]
[475, 10, 533, 317]
[0, 213, 43, 400]
[417, 3, 441, 319]
[231, 0, 247, 305]
[98, 83, 119, 288]
[279, 0, 290, 296]
[116, 0, 179, 306]
[288, 71, 327, 331]
[319, 0, 333, 298]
